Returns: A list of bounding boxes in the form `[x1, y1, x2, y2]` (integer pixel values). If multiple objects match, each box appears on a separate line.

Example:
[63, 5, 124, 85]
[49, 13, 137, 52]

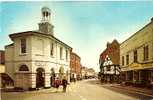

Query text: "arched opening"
[19, 65, 29, 71]
[59, 66, 64, 79]
[36, 68, 45, 88]
[50, 68, 55, 87]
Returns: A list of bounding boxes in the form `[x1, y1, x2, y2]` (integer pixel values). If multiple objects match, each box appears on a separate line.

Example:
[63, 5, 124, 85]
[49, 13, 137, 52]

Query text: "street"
[2, 79, 153, 100]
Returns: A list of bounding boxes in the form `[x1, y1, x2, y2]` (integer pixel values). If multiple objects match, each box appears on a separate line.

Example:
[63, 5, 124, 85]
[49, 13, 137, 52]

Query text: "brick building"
[70, 52, 81, 80]
[99, 40, 120, 66]
[99, 39, 120, 83]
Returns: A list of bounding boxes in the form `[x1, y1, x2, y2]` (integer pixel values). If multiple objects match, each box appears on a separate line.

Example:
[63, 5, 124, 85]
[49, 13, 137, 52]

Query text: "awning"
[121, 62, 153, 71]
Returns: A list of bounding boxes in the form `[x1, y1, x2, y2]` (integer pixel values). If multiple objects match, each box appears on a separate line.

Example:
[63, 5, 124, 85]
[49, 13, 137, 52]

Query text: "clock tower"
[38, 7, 54, 35]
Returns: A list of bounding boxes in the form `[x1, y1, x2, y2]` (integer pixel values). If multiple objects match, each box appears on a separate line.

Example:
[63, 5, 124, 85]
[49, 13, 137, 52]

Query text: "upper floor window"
[19, 65, 29, 71]
[122, 56, 124, 66]
[144, 45, 149, 61]
[50, 43, 54, 56]
[60, 47, 63, 60]
[21, 39, 26, 53]
[134, 50, 137, 63]
[66, 49, 68, 61]
[107, 66, 111, 71]
[126, 54, 129, 65]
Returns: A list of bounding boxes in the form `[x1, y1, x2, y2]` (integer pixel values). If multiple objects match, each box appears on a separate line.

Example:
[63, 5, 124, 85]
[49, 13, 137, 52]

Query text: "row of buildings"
[99, 17, 153, 87]
[0, 7, 96, 90]
[81, 67, 96, 79]
[70, 53, 96, 80]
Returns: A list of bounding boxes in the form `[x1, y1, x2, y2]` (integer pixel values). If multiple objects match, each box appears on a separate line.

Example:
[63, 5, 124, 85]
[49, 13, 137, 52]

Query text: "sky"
[0, 1, 153, 72]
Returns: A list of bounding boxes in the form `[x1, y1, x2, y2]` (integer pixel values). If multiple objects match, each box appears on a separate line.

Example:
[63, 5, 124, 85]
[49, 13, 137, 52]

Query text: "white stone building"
[5, 7, 72, 90]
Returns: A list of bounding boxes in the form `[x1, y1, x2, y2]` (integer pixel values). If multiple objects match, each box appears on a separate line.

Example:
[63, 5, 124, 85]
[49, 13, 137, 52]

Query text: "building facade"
[0, 50, 5, 65]
[86, 68, 96, 78]
[120, 18, 153, 87]
[70, 52, 81, 80]
[99, 40, 120, 83]
[5, 7, 72, 90]
[81, 66, 88, 79]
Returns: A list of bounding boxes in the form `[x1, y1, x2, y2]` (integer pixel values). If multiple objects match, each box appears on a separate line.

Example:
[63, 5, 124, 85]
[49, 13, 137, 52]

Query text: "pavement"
[1, 79, 152, 100]
[112, 84, 153, 96]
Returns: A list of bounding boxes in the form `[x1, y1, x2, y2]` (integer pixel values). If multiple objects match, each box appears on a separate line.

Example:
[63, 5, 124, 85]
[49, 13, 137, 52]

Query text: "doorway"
[36, 68, 45, 88]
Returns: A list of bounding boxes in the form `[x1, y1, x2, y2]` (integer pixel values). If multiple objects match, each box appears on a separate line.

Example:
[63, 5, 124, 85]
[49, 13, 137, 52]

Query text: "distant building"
[70, 52, 81, 80]
[120, 18, 153, 87]
[5, 7, 72, 90]
[81, 67, 96, 79]
[86, 68, 96, 78]
[99, 40, 120, 83]
[81, 66, 88, 79]
[0, 50, 14, 88]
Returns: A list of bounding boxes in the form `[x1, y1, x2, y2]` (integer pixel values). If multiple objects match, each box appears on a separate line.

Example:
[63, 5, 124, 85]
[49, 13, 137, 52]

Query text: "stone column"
[133, 71, 135, 83]
[44, 73, 51, 88]
[15, 72, 31, 90]
[30, 73, 36, 89]
[138, 70, 141, 81]
[125, 71, 128, 81]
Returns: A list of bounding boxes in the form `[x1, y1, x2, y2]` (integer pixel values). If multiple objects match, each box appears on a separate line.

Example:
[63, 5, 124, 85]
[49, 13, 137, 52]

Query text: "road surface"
[1, 79, 152, 100]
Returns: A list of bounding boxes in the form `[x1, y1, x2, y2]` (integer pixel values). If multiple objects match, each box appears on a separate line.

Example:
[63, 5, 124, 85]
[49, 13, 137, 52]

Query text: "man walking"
[62, 76, 68, 92]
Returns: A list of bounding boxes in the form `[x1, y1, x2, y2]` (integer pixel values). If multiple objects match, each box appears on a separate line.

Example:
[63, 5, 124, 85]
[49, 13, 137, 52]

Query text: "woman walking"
[54, 77, 61, 91]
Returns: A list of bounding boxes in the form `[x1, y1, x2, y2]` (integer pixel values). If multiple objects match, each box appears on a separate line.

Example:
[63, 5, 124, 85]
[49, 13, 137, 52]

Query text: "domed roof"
[41, 7, 51, 12]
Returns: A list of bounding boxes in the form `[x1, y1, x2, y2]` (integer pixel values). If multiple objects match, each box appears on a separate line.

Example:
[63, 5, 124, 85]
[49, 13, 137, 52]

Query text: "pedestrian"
[74, 74, 77, 83]
[55, 77, 61, 91]
[62, 76, 68, 92]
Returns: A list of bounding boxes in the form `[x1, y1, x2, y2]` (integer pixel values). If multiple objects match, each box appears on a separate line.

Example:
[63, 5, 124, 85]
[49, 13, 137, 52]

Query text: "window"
[60, 47, 63, 59]
[122, 56, 124, 66]
[134, 50, 137, 62]
[21, 39, 26, 53]
[66, 50, 68, 61]
[107, 66, 111, 71]
[36, 39, 43, 55]
[50, 43, 54, 56]
[144, 45, 149, 61]
[126, 54, 129, 65]
[19, 65, 29, 71]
